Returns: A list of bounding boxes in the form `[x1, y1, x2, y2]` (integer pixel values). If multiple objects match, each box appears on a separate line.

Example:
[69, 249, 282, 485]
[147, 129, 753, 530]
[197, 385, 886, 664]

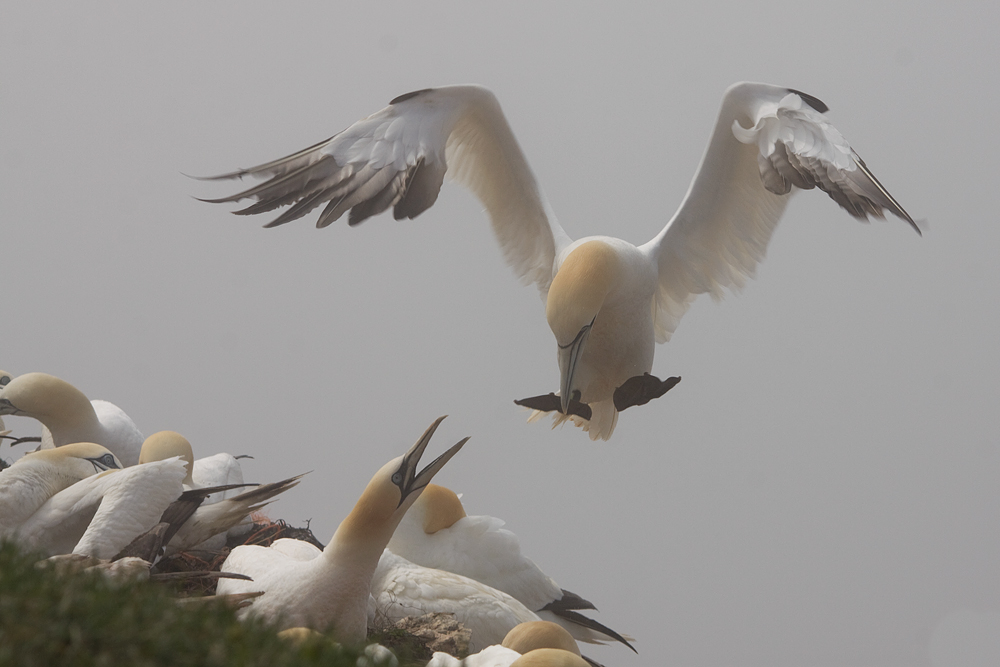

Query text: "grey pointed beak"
[558, 321, 593, 414]
[397, 416, 469, 507]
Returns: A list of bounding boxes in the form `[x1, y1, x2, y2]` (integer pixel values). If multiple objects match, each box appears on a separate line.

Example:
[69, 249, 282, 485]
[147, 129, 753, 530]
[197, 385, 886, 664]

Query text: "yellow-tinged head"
[332, 417, 468, 552]
[15, 441, 122, 483]
[502, 621, 581, 656]
[509, 648, 590, 667]
[0, 372, 95, 422]
[546, 241, 622, 412]
[546, 241, 621, 346]
[139, 431, 196, 485]
[410, 483, 467, 534]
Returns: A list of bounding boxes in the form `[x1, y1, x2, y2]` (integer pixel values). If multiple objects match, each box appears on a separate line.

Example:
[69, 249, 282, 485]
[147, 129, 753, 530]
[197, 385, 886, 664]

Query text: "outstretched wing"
[198, 85, 571, 292]
[641, 82, 917, 343]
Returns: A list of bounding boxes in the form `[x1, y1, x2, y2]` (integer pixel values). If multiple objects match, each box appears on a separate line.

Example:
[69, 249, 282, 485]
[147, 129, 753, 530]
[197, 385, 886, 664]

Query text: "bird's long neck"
[32, 388, 101, 447]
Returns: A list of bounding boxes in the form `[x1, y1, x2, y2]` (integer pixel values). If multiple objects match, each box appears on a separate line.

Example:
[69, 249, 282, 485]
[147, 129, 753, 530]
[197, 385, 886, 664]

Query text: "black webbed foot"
[613, 373, 681, 411]
[514, 391, 593, 421]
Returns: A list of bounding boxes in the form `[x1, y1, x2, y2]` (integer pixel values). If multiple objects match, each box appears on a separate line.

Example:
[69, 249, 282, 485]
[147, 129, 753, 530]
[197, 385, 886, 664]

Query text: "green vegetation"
[0, 542, 422, 667]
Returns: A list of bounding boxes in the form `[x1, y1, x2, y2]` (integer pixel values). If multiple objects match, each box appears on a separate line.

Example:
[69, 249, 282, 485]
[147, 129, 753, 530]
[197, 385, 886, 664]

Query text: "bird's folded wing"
[198, 85, 571, 292]
[641, 82, 917, 344]
[71, 458, 187, 559]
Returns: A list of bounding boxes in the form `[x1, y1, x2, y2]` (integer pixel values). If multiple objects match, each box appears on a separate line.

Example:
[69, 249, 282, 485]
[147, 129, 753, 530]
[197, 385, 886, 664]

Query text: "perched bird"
[387, 484, 632, 649]
[371, 549, 540, 652]
[216, 416, 468, 644]
[11, 456, 187, 558]
[198, 83, 918, 440]
[137, 430, 303, 552]
[427, 620, 585, 667]
[0, 372, 144, 464]
[0, 442, 122, 534]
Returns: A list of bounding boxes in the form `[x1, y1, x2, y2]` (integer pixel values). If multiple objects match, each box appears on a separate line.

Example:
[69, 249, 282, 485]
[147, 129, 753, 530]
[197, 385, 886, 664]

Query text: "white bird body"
[201, 83, 917, 440]
[0, 442, 122, 533]
[0, 373, 144, 465]
[427, 645, 521, 667]
[137, 431, 299, 552]
[12, 456, 186, 558]
[192, 452, 245, 504]
[427, 620, 584, 667]
[371, 549, 541, 652]
[386, 484, 630, 648]
[216, 417, 468, 643]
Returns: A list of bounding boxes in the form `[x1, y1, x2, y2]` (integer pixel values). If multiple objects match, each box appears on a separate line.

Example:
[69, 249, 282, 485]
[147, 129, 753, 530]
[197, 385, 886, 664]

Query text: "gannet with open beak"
[216, 416, 468, 643]
[0, 372, 144, 465]
[427, 620, 586, 667]
[0, 442, 122, 534]
[387, 484, 632, 650]
[198, 82, 918, 440]
[137, 430, 303, 552]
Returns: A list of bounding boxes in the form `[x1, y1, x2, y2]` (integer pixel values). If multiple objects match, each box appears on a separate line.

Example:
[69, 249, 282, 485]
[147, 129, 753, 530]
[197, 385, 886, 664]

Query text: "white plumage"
[12, 457, 187, 558]
[386, 484, 631, 649]
[0, 372, 144, 465]
[136, 430, 298, 553]
[427, 620, 584, 667]
[216, 416, 467, 644]
[0, 442, 122, 535]
[200, 83, 917, 440]
[371, 549, 540, 653]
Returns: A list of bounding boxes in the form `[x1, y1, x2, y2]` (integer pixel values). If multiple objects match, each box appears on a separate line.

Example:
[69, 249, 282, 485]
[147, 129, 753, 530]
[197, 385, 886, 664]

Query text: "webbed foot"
[514, 391, 593, 420]
[613, 373, 681, 411]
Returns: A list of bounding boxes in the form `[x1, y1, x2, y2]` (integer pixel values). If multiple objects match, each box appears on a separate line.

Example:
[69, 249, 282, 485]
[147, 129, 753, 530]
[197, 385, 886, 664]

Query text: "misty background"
[2, 3, 998, 666]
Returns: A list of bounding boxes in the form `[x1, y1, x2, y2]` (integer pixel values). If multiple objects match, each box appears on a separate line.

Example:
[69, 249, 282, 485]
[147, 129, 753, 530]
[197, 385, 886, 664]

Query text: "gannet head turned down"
[139, 431, 196, 485]
[408, 483, 468, 534]
[333, 416, 469, 550]
[546, 241, 622, 413]
[0, 372, 94, 423]
[502, 621, 582, 656]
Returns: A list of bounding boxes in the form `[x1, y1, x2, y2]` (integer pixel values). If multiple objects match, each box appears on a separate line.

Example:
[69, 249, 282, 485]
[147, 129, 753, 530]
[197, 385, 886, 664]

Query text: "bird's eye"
[100, 454, 119, 469]
[0, 376, 9, 387]
[391, 472, 403, 485]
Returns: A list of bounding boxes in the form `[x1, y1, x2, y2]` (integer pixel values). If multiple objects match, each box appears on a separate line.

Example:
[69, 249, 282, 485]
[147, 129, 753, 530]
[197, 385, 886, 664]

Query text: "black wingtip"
[787, 88, 830, 114]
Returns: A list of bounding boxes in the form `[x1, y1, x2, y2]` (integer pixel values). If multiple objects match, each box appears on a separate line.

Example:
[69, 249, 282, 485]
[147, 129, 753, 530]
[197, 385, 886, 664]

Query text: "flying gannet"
[216, 416, 468, 644]
[0, 372, 144, 465]
[387, 484, 632, 649]
[0, 442, 122, 535]
[197, 83, 918, 440]
[137, 430, 303, 552]
[427, 620, 585, 667]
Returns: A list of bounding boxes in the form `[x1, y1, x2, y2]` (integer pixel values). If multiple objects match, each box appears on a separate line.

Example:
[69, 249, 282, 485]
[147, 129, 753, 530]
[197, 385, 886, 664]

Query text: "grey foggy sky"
[2, 2, 998, 666]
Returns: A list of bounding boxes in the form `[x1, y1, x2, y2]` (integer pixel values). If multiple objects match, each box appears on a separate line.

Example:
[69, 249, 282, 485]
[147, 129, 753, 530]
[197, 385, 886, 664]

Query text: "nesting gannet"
[371, 549, 541, 652]
[0, 442, 122, 534]
[427, 620, 584, 667]
[139, 430, 247, 503]
[509, 649, 590, 667]
[12, 456, 187, 558]
[386, 484, 632, 649]
[137, 430, 302, 552]
[198, 83, 918, 440]
[216, 416, 468, 643]
[0, 372, 144, 464]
